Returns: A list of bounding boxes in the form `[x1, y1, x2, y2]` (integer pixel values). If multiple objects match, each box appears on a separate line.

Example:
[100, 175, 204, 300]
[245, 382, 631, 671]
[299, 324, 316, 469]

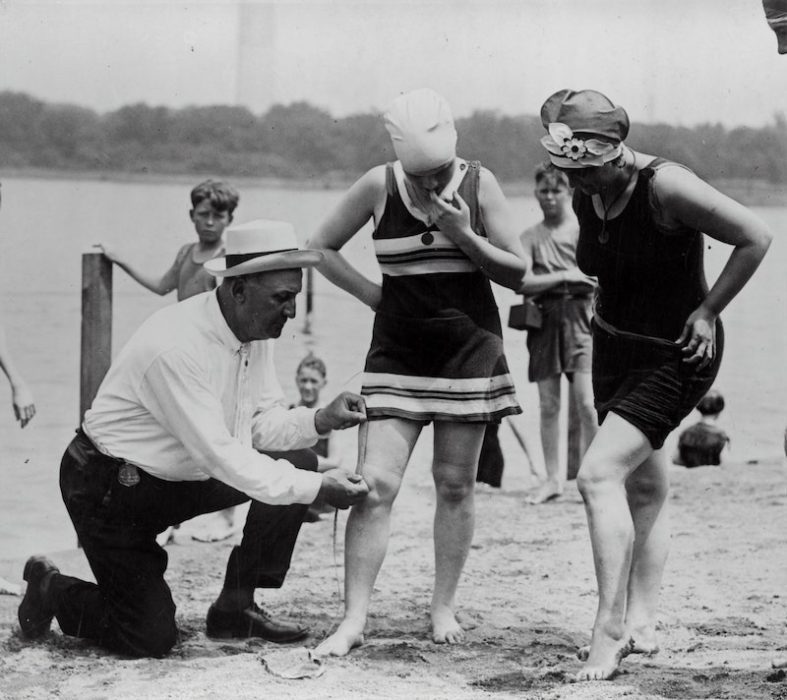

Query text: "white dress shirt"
[83, 291, 323, 505]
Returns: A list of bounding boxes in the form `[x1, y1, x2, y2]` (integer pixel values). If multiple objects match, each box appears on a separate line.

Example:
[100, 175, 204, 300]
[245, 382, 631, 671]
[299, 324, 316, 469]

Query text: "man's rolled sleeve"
[278, 462, 322, 504]
[251, 404, 321, 452]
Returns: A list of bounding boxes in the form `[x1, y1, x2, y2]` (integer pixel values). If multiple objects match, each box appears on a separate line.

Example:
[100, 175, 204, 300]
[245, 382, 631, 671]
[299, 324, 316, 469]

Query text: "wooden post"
[303, 265, 314, 334]
[80, 252, 113, 421]
[566, 382, 581, 481]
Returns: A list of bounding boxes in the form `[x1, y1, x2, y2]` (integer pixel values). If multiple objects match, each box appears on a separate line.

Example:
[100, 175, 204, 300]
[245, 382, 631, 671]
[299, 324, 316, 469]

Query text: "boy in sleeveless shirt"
[96, 179, 238, 301]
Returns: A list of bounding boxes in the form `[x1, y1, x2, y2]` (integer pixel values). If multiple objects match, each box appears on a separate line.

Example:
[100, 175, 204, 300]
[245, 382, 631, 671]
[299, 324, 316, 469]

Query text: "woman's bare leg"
[430, 421, 485, 643]
[314, 418, 421, 657]
[571, 371, 598, 459]
[575, 413, 653, 681]
[623, 448, 670, 654]
[529, 376, 564, 504]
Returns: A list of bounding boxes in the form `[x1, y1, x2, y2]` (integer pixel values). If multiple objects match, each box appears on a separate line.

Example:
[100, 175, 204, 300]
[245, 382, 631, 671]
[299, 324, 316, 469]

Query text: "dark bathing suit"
[575, 159, 723, 449]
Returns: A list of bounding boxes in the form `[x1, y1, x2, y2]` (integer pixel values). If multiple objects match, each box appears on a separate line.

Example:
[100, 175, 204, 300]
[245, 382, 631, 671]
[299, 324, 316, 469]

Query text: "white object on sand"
[261, 648, 326, 679]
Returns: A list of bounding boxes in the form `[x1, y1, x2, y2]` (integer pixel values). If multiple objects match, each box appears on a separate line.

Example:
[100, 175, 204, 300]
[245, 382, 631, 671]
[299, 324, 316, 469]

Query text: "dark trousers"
[49, 430, 317, 658]
[475, 422, 504, 488]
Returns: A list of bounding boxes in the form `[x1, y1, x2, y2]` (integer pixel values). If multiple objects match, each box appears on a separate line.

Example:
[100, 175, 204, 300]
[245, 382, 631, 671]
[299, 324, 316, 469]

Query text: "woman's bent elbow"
[481, 261, 527, 290]
[304, 237, 322, 251]
[501, 269, 528, 291]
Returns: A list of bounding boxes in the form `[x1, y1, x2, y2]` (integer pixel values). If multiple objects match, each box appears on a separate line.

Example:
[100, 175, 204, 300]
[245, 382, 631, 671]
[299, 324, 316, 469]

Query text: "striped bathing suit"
[361, 159, 521, 423]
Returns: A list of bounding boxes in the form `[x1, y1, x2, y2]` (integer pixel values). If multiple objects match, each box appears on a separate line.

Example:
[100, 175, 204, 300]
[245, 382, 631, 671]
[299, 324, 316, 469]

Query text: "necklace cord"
[599, 158, 638, 244]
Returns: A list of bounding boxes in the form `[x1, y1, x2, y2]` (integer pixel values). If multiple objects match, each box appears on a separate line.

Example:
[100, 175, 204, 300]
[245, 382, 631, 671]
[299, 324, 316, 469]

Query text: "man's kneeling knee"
[114, 614, 179, 658]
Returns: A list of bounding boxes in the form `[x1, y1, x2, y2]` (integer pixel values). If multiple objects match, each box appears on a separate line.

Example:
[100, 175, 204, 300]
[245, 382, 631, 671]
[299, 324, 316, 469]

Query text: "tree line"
[1, 90, 785, 185]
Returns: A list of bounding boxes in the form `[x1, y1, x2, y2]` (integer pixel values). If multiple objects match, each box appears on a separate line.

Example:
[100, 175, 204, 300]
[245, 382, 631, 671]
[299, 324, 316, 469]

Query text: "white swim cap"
[384, 88, 457, 174]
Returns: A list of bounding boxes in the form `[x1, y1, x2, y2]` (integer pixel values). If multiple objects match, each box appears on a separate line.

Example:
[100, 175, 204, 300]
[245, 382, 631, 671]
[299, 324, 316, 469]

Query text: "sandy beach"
[2, 438, 785, 700]
[0, 1, 785, 695]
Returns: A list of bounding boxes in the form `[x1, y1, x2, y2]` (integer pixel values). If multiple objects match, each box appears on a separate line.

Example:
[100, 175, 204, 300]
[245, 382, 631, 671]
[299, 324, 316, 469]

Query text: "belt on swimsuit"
[593, 313, 679, 350]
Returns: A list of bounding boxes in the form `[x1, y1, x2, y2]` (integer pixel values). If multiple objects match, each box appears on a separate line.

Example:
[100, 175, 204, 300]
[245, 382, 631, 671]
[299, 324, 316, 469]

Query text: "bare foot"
[455, 609, 478, 631]
[527, 483, 562, 505]
[577, 632, 657, 660]
[628, 625, 659, 656]
[313, 621, 365, 658]
[575, 636, 632, 682]
[431, 606, 465, 644]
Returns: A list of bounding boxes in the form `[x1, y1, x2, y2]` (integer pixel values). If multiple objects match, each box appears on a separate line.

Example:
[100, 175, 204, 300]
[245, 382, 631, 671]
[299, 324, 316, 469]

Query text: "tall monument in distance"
[235, 2, 277, 115]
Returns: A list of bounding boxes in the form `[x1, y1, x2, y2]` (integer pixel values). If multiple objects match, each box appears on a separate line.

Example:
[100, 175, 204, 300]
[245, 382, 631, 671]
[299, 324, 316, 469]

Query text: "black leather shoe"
[18, 556, 59, 639]
[206, 603, 309, 643]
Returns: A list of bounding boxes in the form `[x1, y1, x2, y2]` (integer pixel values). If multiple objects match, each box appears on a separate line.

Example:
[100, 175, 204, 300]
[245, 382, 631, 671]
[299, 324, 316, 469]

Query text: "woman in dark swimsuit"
[538, 89, 772, 681]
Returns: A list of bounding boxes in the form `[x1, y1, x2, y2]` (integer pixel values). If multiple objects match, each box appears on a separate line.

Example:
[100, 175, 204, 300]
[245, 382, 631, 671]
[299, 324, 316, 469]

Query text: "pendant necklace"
[598, 162, 638, 244]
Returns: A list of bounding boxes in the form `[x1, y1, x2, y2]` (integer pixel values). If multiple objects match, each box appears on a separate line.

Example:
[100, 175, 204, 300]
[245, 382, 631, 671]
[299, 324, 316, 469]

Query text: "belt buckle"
[118, 463, 140, 487]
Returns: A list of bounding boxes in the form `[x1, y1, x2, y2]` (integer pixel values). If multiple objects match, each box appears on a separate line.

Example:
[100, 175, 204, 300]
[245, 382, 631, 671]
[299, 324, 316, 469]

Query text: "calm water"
[0, 176, 784, 559]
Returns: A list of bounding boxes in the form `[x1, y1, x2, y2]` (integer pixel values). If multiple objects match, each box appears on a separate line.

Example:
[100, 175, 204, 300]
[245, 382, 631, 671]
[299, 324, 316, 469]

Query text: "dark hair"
[697, 389, 725, 416]
[534, 162, 570, 188]
[190, 179, 240, 214]
[296, 352, 327, 379]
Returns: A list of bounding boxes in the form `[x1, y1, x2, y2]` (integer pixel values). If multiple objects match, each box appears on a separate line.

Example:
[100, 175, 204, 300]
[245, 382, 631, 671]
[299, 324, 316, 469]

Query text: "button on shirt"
[83, 291, 323, 505]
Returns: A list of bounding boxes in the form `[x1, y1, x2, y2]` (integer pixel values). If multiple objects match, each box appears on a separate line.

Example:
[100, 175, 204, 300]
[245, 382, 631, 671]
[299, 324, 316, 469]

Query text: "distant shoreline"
[0, 167, 348, 193]
[1, 167, 785, 207]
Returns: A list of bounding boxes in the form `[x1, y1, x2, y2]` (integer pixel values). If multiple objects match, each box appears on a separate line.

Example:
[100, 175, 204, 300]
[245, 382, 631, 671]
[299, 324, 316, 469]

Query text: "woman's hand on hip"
[676, 306, 716, 370]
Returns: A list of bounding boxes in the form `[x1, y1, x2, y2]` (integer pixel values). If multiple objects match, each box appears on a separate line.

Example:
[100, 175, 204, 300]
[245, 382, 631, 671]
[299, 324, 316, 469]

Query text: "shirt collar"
[205, 289, 247, 353]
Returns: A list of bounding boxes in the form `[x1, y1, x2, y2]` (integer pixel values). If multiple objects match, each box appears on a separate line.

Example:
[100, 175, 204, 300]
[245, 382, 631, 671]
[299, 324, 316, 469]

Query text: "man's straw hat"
[204, 219, 322, 278]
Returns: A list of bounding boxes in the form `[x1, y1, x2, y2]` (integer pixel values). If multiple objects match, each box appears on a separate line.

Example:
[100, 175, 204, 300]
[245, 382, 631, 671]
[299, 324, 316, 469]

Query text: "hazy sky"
[0, 0, 784, 127]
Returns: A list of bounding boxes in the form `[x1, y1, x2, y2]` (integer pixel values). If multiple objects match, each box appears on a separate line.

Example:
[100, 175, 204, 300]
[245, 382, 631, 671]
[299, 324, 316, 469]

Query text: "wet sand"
[1, 443, 785, 700]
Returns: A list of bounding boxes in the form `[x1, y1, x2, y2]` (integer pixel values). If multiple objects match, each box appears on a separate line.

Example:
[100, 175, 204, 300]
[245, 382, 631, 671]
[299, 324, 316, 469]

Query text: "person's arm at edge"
[306, 167, 384, 310]
[0, 322, 35, 427]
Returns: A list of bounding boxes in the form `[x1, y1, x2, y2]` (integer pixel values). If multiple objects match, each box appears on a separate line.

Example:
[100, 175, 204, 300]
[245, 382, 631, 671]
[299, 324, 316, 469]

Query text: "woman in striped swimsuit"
[309, 89, 528, 657]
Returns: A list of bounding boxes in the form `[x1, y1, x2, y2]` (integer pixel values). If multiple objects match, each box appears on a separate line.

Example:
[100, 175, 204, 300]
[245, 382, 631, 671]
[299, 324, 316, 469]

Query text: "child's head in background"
[296, 353, 327, 408]
[696, 389, 725, 419]
[533, 162, 571, 219]
[189, 179, 240, 247]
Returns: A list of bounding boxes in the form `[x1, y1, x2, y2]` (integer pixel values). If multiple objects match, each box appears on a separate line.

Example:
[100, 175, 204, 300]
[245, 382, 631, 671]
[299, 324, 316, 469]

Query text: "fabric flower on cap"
[384, 88, 457, 174]
[540, 89, 630, 143]
[541, 123, 622, 169]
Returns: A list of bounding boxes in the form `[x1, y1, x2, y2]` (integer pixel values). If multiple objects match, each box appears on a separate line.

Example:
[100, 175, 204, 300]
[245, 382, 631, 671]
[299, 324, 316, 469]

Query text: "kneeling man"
[18, 220, 369, 657]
